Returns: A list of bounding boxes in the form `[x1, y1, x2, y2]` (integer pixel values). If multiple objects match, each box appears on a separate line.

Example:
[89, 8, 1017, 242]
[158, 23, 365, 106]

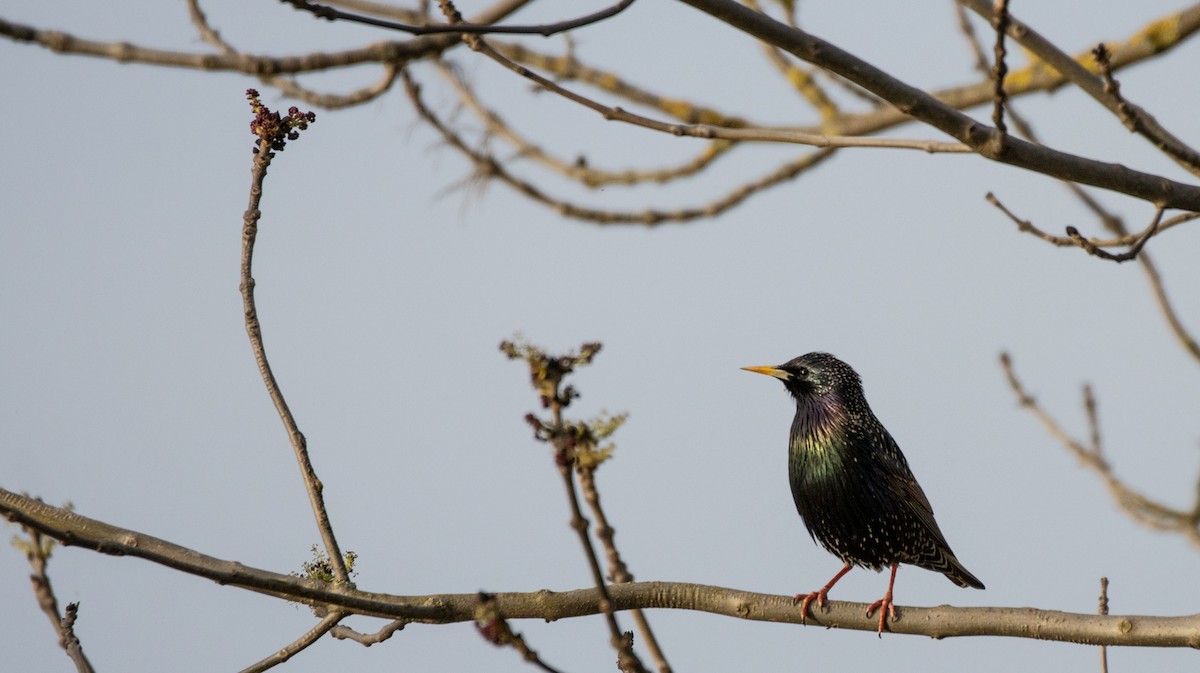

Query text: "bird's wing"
[873, 427, 955, 548]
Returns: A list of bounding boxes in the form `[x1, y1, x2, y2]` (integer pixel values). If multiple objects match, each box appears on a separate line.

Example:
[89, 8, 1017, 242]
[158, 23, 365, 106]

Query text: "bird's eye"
[795, 366, 809, 378]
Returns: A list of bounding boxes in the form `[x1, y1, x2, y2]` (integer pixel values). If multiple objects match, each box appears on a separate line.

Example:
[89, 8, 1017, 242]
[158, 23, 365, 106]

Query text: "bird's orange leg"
[794, 562, 853, 624]
[865, 562, 899, 636]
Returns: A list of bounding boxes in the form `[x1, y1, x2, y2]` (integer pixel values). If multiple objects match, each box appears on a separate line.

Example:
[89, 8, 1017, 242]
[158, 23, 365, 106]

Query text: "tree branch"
[237, 610, 345, 673]
[960, 0, 1200, 177]
[241, 92, 349, 584]
[402, 68, 839, 225]
[466, 31, 971, 153]
[5, 487, 1200, 646]
[14, 520, 95, 673]
[674, 0, 1200, 211]
[999, 353, 1200, 547]
[0, 0, 531, 76]
[282, 0, 633, 37]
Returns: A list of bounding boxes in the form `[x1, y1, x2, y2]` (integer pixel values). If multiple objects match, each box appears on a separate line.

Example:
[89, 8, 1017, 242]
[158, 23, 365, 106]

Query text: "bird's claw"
[865, 594, 896, 636]
[793, 589, 828, 625]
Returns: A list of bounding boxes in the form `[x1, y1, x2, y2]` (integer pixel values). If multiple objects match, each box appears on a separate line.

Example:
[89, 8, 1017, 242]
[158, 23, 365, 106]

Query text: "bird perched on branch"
[742, 352, 983, 635]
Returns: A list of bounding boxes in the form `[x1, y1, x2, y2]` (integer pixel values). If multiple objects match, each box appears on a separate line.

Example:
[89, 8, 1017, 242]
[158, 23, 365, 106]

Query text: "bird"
[742, 352, 983, 635]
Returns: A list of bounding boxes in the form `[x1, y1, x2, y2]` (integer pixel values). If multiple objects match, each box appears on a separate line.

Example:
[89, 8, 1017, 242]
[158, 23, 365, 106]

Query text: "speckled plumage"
[744, 352, 983, 633]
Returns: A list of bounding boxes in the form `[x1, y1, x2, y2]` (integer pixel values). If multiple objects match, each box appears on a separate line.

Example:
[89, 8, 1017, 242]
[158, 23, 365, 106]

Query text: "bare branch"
[14, 520, 95, 673]
[188, 0, 401, 109]
[330, 619, 408, 645]
[238, 611, 345, 673]
[434, 62, 736, 188]
[989, 0, 1010, 137]
[742, 0, 841, 124]
[989, 188, 1200, 363]
[1099, 578, 1110, 673]
[475, 593, 569, 673]
[578, 466, 673, 673]
[999, 353, 1200, 547]
[467, 32, 971, 152]
[241, 92, 350, 584]
[490, 41, 754, 127]
[960, 0, 1200, 178]
[1065, 206, 1163, 263]
[282, 0, 634, 36]
[6, 487, 1200, 645]
[1138, 252, 1200, 365]
[322, 0, 427, 23]
[986, 194, 1176, 258]
[497, 337, 646, 673]
[676, 0, 1200, 210]
[402, 68, 838, 224]
[0, 0, 531, 77]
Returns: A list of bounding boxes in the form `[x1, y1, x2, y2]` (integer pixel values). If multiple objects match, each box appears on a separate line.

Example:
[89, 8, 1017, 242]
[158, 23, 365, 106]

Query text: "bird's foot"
[792, 589, 828, 625]
[865, 592, 896, 637]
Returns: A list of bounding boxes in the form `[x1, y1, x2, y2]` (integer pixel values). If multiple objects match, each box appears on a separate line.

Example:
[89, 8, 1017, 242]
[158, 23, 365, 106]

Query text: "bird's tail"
[943, 556, 985, 590]
[921, 545, 985, 589]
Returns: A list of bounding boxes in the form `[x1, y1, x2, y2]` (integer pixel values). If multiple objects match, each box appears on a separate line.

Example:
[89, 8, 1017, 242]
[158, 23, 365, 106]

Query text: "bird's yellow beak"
[741, 365, 789, 380]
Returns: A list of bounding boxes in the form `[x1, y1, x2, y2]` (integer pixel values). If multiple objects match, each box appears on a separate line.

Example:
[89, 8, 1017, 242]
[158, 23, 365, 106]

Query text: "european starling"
[742, 352, 984, 634]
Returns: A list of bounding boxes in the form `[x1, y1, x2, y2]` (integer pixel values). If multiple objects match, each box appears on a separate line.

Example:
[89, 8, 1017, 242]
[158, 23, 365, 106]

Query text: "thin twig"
[475, 593, 569, 673]
[987, 193, 1177, 258]
[16, 522, 95, 673]
[402, 68, 838, 224]
[238, 611, 345, 673]
[1065, 206, 1163, 263]
[433, 62, 736, 188]
[188, 0, 401, 109]
[330, 619, 409, 645]
[490, 41, 755, 127]
[990, 0, 1010, 138]
[578, 467, 672, 673]
[282, 0, 634, 36]
[497, 338, 646, 672]
[466, 31, 970, 153]
[1137, 251, 1200, 364]
[1083, 384, 1101, 457]
[742, 0, 840, 125]
[241, 92, 349, 584]
[1098, 577, 1110, 673]
[549, 403, 646, 673]
[999, 353, 1200, 547]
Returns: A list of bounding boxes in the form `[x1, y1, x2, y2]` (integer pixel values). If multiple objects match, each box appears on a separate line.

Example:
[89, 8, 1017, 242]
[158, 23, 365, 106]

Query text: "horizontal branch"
[282, 0, 632, 37]
[0, 0, 529, 75]
[4, 488, 1200, 646]
[674, 0, 1200, 211]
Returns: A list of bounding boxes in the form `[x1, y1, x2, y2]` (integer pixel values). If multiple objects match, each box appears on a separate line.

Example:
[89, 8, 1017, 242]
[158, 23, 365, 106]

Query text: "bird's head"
[741, 352, 864, 406]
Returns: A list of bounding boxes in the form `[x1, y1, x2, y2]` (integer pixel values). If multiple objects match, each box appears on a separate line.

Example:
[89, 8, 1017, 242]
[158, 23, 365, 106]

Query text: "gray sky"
[4, 1, 1200, 671]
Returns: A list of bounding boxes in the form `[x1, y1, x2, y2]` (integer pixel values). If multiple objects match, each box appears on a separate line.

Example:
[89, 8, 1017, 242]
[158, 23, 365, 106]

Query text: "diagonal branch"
[674, 0, 1200, 210]
[459, 30, 971, 153]
[578, 466, 672, 673]
[14, 521, 95, 673]
[237, 610, 345, 673]
[999, 353, 1200, 547]
[960, 0, 1200, 177]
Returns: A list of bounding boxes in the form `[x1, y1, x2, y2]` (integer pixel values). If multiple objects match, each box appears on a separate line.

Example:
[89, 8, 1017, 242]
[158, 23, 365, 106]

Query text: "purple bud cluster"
[245, 89, 317, 155]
